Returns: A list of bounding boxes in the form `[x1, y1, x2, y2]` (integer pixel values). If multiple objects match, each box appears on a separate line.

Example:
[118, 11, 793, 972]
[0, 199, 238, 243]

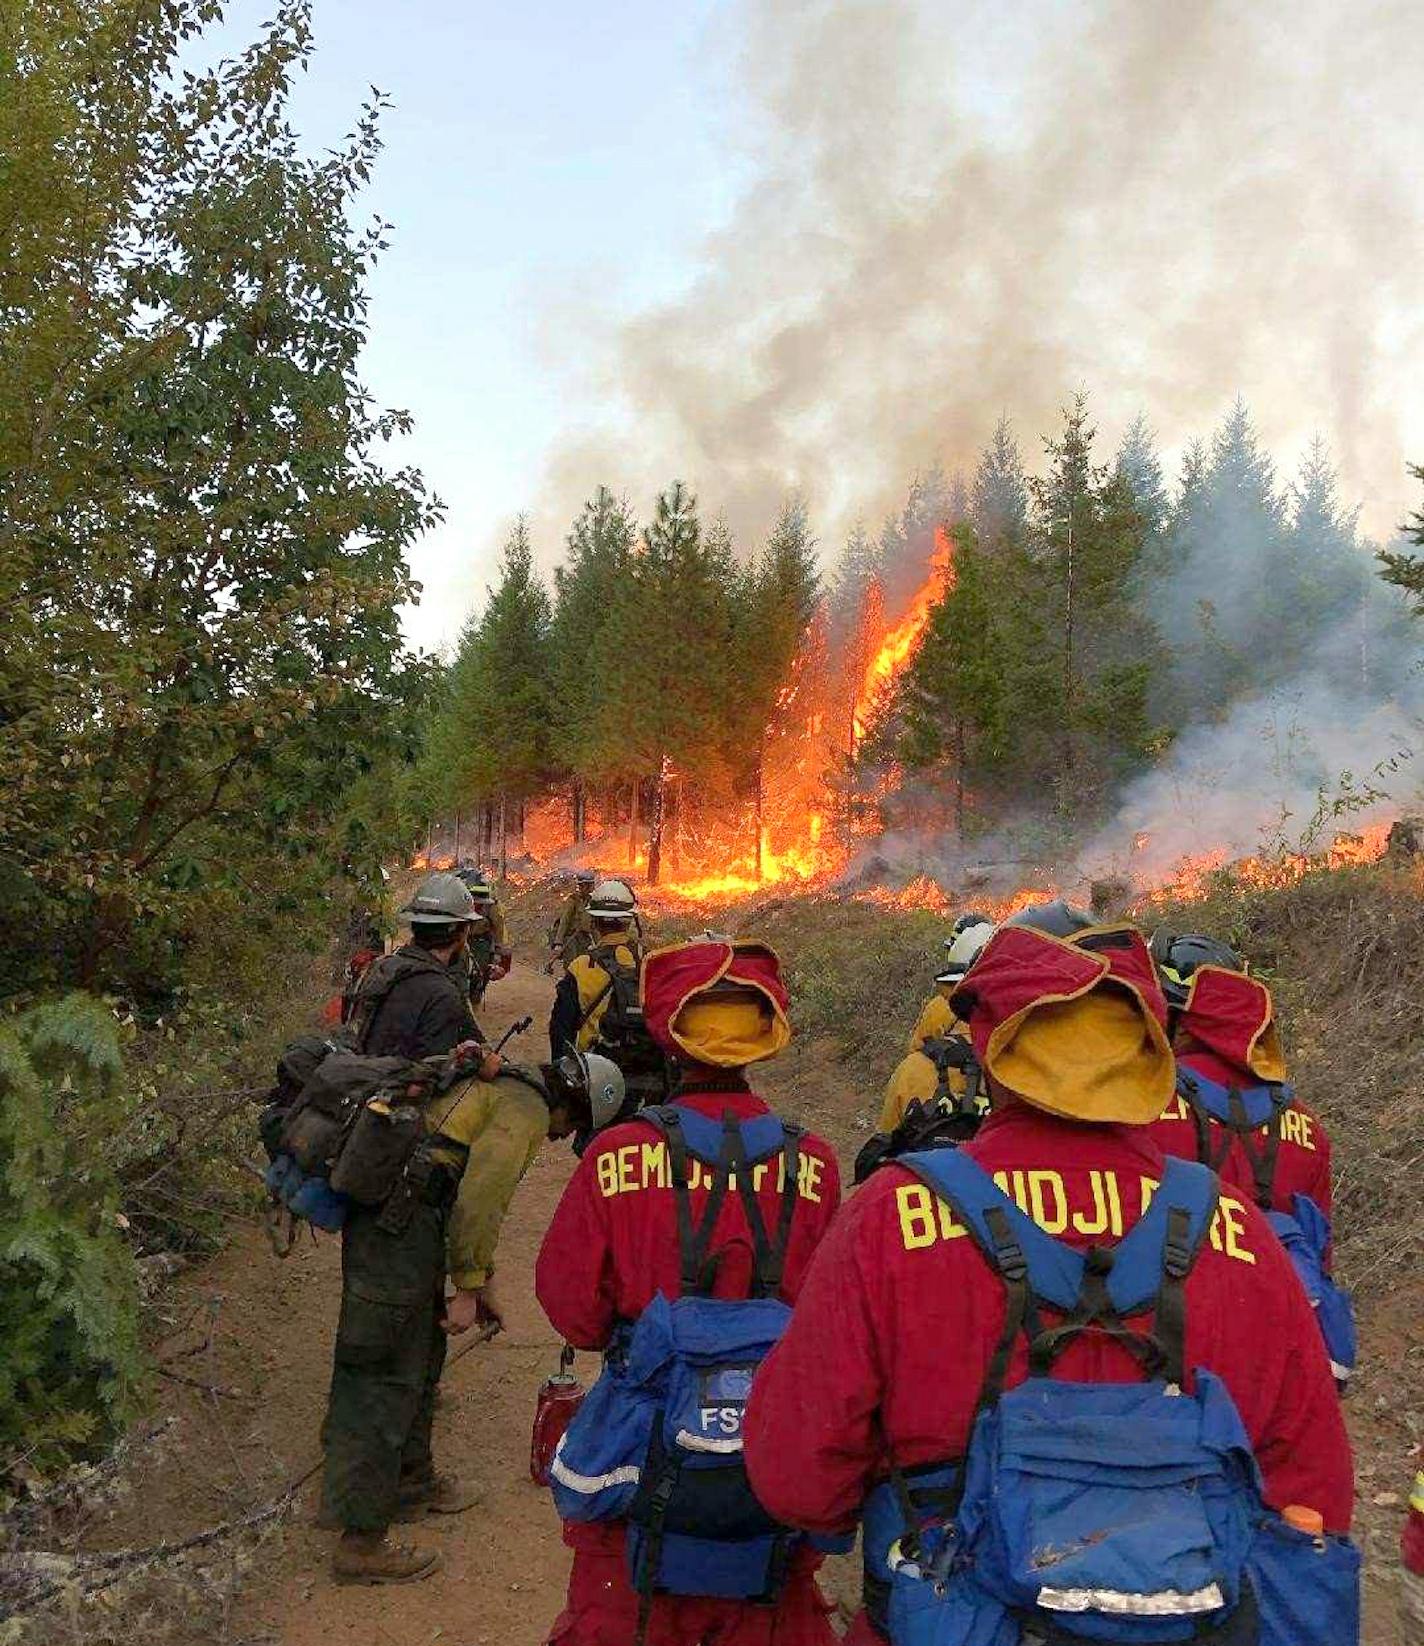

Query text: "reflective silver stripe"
[675, 1429, 744, 1455]
[1038, 1582, 1225, 1617]
[1330, 1359, 1353, 1382]
[548, 1437, 641, 1495]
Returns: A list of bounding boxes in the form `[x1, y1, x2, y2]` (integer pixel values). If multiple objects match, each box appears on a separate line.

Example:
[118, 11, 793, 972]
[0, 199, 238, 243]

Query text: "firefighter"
[880, 916, 994, 1131]
[349, 872, 484, 1059]
[323, 1048, 627, 1585]
[1148, 929, 1333, 1217]
[1148, 928, 1352, 1384]
[745, 906, 1353, 1645]
[904, 913, 994, 1053]
[548, 878, 641, 1056]
[456, 866, 512, 1009]
[536, 936, 842, 1646]
[548, 868, 598, 969]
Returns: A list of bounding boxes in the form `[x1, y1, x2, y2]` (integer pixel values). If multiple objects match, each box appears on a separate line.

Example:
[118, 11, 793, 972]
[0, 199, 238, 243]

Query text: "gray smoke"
[536, 0, 1424, 553]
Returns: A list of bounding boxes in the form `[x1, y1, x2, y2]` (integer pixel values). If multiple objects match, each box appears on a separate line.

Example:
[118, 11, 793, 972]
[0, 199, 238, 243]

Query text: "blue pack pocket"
[266, 1152, 347, 1231]
[287, 1172, 347, 1231]
[1267, 1196, 1356, 1384]
[549, 1310, 670, 1523]
[1250, 1514, 1360, 1646]
[887, 1526, 1015, 1646]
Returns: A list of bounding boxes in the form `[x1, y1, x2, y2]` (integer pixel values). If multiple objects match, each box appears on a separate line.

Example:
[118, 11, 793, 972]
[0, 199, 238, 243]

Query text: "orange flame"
[852, 527, 957, 746]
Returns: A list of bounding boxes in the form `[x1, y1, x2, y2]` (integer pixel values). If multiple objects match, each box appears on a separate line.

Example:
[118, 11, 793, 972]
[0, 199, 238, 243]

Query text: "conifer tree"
[425, 521, 553, 868]
[606, 482, 736, 884]
[549, 487, 636, 837]
[971, 415, 1030, 551]
[1029, 394, 1159, 814]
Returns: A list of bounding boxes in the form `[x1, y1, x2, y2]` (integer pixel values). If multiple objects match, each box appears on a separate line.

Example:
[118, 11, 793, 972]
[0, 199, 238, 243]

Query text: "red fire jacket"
[1147, 1048, 1333, 1222]
[745, 1103, 1353, 1538]
[536, 1083, 842, 1556]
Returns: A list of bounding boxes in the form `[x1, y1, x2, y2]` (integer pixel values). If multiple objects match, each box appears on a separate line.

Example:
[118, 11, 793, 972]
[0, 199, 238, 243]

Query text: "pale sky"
[198, 1, 1424, 656]
[199, 0, 742, 652]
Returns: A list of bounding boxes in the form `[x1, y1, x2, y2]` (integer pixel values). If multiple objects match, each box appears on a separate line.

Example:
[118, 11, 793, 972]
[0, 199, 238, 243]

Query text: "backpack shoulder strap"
[351, 951, 448, 1049]
[1029, 1157, 1220, 1385]
[900, 1148, 1085, 1313]
[643, 1105, 804, 1299]
[1179, 1070, 1287, 1209]
[722, 1114, 803, 1298]
[641, 1106, 734, 1296]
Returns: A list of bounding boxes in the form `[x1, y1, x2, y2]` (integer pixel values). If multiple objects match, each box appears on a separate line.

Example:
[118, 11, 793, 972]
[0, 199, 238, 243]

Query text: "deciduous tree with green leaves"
[0, 0, 438, 999]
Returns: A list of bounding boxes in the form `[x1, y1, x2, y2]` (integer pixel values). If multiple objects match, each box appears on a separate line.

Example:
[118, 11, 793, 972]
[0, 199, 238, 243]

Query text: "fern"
[0, 997, 141, 1471]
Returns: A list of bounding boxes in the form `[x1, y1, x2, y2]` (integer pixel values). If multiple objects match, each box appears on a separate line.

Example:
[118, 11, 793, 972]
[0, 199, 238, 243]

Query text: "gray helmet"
[1002, 898, 1095, 939]
[556, 1048, 626, 1130]
[399, 871, 476, 926]
[575, 868, 598, 887]
[588, 878, 637, 920]
[1149, 929, 1244, 1009]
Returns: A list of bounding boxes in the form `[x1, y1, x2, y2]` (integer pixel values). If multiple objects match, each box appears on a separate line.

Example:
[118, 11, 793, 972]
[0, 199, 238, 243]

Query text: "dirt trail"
[105, 957, 1404, 1646]
[114, 965, 595, 1646]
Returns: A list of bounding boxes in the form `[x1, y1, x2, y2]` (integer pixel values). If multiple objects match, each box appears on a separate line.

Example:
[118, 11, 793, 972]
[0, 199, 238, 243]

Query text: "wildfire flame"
[411, 511, 1403, 921]
[852, 527, 957, 746]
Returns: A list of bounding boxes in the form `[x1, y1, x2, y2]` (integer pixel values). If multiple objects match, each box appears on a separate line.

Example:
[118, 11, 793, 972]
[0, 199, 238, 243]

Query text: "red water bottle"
[531, 1344, 585, 1486]
[1402, 1471, 1424, 1643]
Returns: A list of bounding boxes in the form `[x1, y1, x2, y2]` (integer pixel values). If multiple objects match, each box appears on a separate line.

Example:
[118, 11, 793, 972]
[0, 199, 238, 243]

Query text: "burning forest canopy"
[418, 395, 1424, 909]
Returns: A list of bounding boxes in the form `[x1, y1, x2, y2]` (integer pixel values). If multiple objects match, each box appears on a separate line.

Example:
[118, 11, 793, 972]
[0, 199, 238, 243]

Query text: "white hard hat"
[936, 920, 995, 982]
[588, 879, 637, 919]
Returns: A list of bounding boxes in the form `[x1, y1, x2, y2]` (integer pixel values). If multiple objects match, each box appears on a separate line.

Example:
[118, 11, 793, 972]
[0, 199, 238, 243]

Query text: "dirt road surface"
[106, 960, 1404, 1646]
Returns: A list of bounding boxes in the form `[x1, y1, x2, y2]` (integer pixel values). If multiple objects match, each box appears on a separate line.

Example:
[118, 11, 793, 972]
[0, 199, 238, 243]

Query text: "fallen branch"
[11, 1321, 503, 1613]
[155, 1367, 246, 1400]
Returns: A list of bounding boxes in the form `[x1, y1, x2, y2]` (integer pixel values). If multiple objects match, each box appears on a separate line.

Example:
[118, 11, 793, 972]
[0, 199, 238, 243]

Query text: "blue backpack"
[880, 1150, 1360, 1646]
[1178, 1070, 1355, 1386]
[548, 1104, 821, 1624]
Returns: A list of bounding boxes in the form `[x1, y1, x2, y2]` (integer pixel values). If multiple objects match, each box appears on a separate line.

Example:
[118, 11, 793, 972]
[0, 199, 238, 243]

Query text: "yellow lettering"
[617, 1145, 637, 1195]
[897, 1184, 939, 1250]
[799, 1154, 824, 1204]
[597, 1152, 619, 1198]
[1105, 1170, 1124, 1237]
[1008, 1169, 1029, 1213]
[1296, 1111, 1315, 1151]
[1072, 1170, 1111, 1238]
[1139, 1176, 1159, 1214]
[991, 1170, 1012, 1196]
[640, 1142, 668, 1190]
[1028, 1171, 1068, 1234]
[753, 1162, 770, 1192]
[935, 1197, 969, 1241]
[1216, 1195, 1256, 1265]
[1159, 1093, 1190, 1121]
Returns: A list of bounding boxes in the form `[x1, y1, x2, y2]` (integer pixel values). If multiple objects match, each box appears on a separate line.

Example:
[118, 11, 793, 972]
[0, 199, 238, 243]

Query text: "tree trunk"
[627, 779, 640, 868]
[1060, 510, 1076, 813]
[573, 780, 586, 844]
[425, 817, 434, 865]
[953, 718, 966, 837]
[647, 756, 669, 886]
[754, 750, 765, 881]
[453, 810, 462, 864]
[498, 793, 508, 879]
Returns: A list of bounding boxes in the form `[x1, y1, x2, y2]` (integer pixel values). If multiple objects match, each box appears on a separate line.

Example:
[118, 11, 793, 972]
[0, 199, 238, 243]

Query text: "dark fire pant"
[320, 1201, 448, 1533]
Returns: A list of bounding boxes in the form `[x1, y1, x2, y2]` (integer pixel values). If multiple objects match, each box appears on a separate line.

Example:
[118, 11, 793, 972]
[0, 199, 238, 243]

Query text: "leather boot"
[392, 1471, 483, 1521]
[331, 1530, 442, 1585]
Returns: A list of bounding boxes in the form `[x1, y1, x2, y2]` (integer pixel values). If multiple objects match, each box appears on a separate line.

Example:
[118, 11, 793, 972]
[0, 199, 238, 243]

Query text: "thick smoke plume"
[541, 0, 1424, 550]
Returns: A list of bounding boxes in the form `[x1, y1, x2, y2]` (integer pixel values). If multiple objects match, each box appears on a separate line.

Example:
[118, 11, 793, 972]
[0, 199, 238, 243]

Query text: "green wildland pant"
[321, 1201, 448, 1533]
